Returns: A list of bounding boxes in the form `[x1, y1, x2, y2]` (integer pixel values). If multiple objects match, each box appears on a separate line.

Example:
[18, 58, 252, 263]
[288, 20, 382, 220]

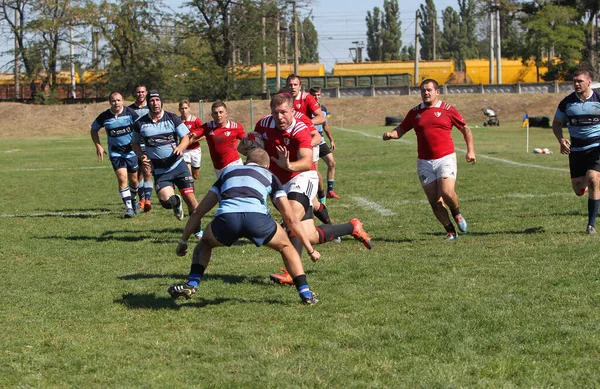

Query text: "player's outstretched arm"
[276, 196, 320, 262]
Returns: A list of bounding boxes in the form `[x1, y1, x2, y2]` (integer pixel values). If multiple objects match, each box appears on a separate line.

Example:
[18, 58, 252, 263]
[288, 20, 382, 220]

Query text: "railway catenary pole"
[414, 10, 420, 86]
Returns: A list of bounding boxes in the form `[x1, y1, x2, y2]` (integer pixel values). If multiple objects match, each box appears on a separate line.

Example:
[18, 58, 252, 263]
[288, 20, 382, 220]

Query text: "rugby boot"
[168, 283, 197, 299]
[270, 268, 294, 285]
[454, 214, 468, 233]
[326, 190, 341, 199]
[350, 218, 372, 249]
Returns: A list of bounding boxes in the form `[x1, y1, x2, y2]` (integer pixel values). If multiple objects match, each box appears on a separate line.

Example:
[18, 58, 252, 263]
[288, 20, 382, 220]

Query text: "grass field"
[2, 122, 600, 388]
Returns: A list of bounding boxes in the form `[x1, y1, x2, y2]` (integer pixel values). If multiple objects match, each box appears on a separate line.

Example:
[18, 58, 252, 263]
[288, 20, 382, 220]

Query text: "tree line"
[0, 0, 598, 102]
[366, 0, 597, 81]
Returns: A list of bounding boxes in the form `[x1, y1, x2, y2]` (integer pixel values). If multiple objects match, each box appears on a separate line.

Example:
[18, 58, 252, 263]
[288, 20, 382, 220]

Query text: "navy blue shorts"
[211, 212, 277, 247]
[110, 154, 139, 173]
[319, 143, 332, 158]
[569, 147, 600, 178]
[154, 161, 195, 192]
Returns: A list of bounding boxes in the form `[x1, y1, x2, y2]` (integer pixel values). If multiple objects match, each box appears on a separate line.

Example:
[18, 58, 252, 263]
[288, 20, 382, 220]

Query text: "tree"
[365, 0, 401, 61]
[1, 0, 84, 102]
[366, 7, 382, 61]
[381, 0, 401, 60]
[440, 7, 461, 67]
[521, 3, 585, 80]
[419, 0, 440, 61]
[301, 16, 318, 63]
[84, 0, 169, 95]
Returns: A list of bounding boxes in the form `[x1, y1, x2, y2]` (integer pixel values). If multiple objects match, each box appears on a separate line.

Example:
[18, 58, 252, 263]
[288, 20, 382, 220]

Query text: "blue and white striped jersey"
[91, 107, 139, 158]
[210, 163, 286, 216]
[555, 91, 600, 152]
[132, 111, 189, 174]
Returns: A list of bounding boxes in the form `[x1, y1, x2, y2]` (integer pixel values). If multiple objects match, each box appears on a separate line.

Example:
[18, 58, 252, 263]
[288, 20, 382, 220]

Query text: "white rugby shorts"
[416, 152, 457, 187]
[312, 145, 320, 163]
[283, 170, 319, 203]
[183, 148, 202, 169]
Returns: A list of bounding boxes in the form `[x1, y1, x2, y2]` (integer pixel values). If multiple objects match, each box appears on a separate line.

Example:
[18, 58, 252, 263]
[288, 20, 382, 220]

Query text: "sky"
[0, 0, 459, 73]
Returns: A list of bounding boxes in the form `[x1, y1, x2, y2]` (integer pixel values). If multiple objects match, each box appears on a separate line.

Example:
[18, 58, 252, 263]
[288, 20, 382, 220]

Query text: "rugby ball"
[244, 131, 265, 150]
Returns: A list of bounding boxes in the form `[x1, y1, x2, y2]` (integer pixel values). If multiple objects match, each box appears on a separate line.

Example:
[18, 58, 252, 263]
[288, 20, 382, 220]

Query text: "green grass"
[1, 122, 600, 388]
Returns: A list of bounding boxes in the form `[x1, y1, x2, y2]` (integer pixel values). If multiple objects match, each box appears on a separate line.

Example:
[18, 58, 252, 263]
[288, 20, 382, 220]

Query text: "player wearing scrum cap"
[132, 90, 200, 228]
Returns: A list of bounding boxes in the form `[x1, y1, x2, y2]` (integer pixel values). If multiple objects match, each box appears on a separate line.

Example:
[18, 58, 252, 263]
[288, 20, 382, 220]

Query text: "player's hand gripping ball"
[244, 131, 265, 150]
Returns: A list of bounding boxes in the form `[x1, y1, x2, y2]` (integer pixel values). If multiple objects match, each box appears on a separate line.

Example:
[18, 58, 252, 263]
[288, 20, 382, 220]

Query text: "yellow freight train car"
[240, 63, 325, 78]
[465, 59, 547, 84]
[333, 60, 455, 84]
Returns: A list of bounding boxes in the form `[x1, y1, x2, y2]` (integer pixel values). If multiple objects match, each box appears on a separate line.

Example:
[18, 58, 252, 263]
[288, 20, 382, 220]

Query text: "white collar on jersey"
[284, 118, 297, 133]
[151, 110, 164, 123]
[420, 100, 443, 109]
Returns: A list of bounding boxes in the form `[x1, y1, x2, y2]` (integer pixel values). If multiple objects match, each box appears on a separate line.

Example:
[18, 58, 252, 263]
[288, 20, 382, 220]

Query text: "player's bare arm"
[552, 117, 571, 154]
[91, 129, 105, 161]
[458, 124, 476, 163]
[382, 126, 406, 141]
[311, 108, 326, 126]
[323, 122, 335, 151]
[176, 190, 219, 256]
[276, 196, 320, 262]
[173, 134, 191, 156]
[311, 130, 323, 146]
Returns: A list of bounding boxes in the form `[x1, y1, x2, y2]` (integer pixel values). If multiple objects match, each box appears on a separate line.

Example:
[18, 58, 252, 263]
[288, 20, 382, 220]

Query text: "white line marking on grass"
[389, 192, 574, 207]
[0, 210, 117, 218]
[2, 149, 20, 153]
[351, 196, 396, 216]
[334, 126, 569, 172]
[2, 166, 109, 172]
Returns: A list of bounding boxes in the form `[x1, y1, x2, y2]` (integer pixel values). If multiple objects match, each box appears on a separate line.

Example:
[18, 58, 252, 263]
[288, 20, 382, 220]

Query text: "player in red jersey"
[194, 102, 245, 178]
[286, 74, 325, 126]
[241, 92, 372, 285]
[179, 100, 203, 181]
[383, 78, 476, 240]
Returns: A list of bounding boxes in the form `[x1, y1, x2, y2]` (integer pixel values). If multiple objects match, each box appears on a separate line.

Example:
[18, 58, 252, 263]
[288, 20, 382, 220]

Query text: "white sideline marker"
[2, 166, 109, 172]
[334, 126, 569, 173]
[351, 196, 396, 216]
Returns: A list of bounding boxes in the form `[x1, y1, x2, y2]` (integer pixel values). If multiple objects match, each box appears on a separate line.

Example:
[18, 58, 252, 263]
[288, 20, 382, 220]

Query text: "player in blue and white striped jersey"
[553, 67, 600, 234]
[90, 91, 140, 218]
[169, 148, 320, 305]
[132, 90, 198, 222]
[128, 84, 154, 212]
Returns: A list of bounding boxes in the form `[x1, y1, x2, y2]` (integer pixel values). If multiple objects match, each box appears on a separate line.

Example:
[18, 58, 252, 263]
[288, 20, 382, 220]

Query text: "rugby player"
[383, 78, 475, 240]
[128, 85, 154, 212]
[245, 92, 372, 285]
[169, 148, 319, 304]
[131, 90, 198, 223]
[552, 67, 600, 234]
[90, 91, 140, 218]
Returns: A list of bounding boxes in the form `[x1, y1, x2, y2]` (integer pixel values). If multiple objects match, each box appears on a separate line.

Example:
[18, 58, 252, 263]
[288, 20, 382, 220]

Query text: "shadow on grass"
[423, 226, 546, 237]
[39, 230, 257, 244]
[119, 272, 272, 286]
[6, 208, 114, 219]
[116, 292, 284, 309]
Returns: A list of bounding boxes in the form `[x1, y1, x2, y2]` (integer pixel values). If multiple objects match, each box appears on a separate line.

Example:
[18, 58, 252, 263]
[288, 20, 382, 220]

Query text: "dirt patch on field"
[0, 93, 564, 139]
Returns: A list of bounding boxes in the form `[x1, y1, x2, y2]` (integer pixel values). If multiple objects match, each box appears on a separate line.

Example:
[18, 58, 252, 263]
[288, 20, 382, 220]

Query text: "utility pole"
[293, 0, 299, 75]
[495, 1, 502, 84]
[432, 13, 436, 61]
[14, 8, 20, 99]
[276, 14, 281, 91]
[489, 8, 495, 84]
[414, 10, 420, 86]
[261, 7, 267, 94]
[69, 26, 76, 99]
